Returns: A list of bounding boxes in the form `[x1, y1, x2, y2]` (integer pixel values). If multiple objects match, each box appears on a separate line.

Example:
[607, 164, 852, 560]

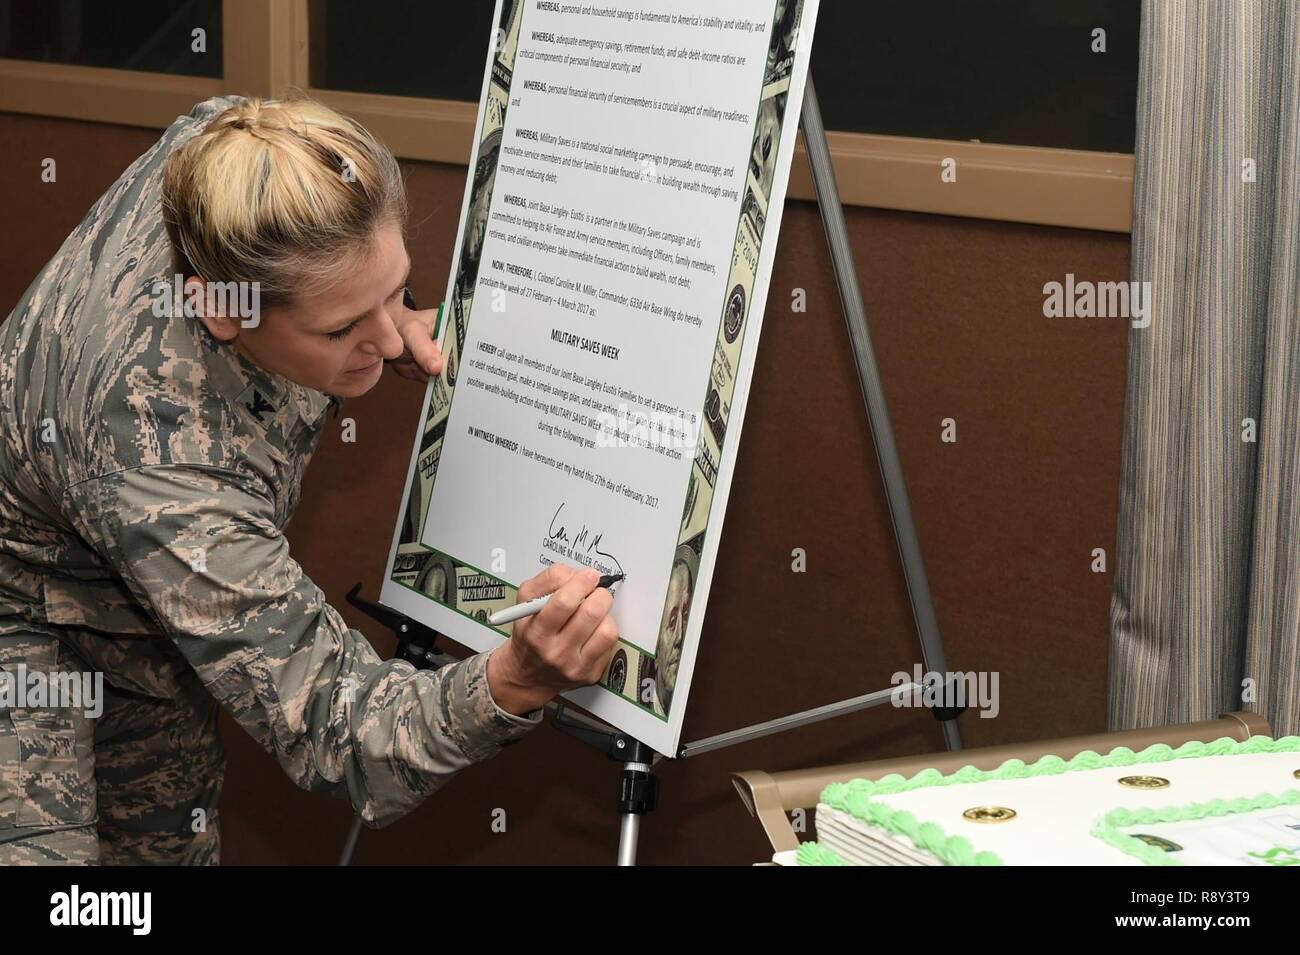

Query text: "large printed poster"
[382, 0, 818, 756]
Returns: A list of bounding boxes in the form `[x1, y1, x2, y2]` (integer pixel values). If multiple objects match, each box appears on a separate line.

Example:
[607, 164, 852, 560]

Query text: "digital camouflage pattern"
[0, 95, 540, 863]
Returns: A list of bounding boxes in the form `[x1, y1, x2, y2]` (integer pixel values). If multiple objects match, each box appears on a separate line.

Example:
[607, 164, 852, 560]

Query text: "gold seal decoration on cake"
[962, 806, 1016, 823]
[1118, 775, 1170, 789]
[1293, 769, 1300, 779]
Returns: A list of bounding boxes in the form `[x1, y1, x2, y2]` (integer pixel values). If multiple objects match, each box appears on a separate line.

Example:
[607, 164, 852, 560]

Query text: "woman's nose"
[370, 308, 406, 360]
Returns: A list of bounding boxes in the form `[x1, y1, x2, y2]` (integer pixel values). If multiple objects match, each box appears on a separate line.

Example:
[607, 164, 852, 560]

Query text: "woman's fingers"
[395, 307, 443, 376]
[512, 566, 620, 688]
[510, 563, 578, 641]
[531, 567, 603, 639]
[580, 617, 621, 683]
[516, 563, 577, 605]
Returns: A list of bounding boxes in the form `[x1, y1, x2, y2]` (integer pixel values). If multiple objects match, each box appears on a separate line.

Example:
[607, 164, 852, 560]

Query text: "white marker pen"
[487, 573, 624, 627]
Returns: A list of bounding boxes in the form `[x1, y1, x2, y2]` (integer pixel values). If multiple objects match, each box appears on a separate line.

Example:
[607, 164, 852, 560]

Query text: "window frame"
[0, 0, 1133, 232]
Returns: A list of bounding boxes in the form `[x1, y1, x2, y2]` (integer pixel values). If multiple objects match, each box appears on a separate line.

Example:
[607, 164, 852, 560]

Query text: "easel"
[338, 77, 962, 866]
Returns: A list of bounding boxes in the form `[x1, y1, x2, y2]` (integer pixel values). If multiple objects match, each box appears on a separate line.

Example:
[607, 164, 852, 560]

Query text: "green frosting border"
[1090, 789, 1300, 867]
[795, 841, 850, 866]
[797, 734, 1300, 867]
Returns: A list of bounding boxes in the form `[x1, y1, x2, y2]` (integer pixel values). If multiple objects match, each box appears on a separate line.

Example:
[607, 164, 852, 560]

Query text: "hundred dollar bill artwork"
[382, 0, 819, 756]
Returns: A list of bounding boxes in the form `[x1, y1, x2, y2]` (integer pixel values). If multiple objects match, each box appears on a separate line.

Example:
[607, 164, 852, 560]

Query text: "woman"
[0, 94, 619, 864]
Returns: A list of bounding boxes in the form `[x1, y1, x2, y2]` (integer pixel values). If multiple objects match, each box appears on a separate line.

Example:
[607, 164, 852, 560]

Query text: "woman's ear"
[184, 276, 240, 342]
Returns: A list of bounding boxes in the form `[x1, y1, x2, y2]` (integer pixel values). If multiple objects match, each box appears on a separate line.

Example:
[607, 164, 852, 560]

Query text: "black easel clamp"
[553, 707, 660, 817]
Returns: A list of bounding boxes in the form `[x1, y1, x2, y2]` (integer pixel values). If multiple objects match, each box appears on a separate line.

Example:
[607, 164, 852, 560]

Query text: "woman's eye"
[326, 322, 358, 341]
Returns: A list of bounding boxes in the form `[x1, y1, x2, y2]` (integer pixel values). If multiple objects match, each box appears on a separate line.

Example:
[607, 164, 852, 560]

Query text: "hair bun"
[220, 100, 277, 135]
[163, 94, 407, 310]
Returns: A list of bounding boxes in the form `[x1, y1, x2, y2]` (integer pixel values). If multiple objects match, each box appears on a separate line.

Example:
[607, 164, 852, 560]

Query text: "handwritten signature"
[547, 501, 625, 576]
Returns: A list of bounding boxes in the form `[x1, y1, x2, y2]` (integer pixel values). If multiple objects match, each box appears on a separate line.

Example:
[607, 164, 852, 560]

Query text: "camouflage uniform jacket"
[0, 95, 541, 826]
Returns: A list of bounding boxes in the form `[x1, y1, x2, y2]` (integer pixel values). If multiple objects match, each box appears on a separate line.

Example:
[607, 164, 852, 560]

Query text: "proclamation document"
[382, 0, 819, 756]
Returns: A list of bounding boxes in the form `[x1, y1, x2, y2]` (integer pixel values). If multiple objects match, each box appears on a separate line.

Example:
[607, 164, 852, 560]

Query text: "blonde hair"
[162, 94, 407, 308]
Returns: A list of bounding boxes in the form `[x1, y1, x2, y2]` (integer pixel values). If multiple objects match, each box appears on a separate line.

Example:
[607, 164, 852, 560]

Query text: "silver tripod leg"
[616, 757, 652, 865]
[617, 810, 641, 866]
[338, 814, 363, 866]
[799, 77, 962, 752]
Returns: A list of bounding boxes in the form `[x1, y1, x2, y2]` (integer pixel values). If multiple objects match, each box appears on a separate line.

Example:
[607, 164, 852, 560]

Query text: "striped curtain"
[1110, 0, 1300, 736]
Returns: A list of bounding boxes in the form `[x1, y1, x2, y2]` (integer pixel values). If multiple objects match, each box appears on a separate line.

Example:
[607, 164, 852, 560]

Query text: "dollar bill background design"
[383, 0, 816, 738]
[647, 0, 809, 719]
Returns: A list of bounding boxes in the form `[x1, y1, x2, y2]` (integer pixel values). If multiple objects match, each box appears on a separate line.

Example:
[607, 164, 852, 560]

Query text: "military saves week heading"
[492, 251, 622, 360]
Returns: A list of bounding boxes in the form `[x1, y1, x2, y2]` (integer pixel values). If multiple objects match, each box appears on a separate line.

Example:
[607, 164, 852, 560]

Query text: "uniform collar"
[201, 332, 333, 431]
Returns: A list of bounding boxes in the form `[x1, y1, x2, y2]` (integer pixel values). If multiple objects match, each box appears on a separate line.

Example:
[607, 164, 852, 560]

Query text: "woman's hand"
[487, 565, 621, 715]
[388, 305, 444, 382]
